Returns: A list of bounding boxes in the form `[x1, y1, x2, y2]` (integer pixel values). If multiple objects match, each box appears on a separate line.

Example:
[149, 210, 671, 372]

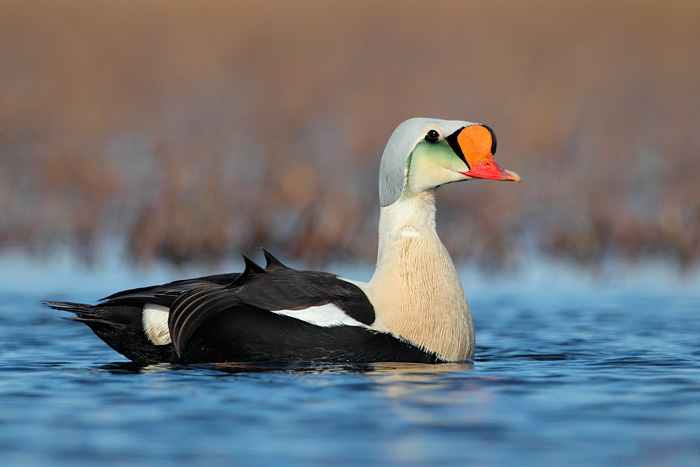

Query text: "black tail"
[45, 301, 179, 364]
[46, 301, 126, 327]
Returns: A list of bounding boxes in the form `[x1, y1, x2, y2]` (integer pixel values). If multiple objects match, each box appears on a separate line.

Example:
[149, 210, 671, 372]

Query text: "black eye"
[425, 129, 440, 143]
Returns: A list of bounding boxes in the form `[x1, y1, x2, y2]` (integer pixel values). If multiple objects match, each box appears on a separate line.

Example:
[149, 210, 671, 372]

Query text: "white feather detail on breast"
[142, 303, 172, 345]
[270, 303, 368, 328]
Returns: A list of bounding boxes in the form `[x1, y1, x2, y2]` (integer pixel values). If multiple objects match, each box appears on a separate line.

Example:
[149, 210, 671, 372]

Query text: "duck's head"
[379, 118, 521, 206]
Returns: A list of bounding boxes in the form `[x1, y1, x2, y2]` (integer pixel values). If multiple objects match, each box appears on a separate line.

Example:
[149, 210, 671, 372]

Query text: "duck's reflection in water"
[99, 359, 473, 380]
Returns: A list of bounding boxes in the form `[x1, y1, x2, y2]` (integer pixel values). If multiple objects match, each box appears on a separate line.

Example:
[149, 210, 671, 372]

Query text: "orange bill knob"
[457, 125, 521, 182]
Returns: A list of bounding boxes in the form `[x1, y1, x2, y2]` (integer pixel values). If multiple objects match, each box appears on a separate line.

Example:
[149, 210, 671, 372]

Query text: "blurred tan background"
[1, 0, 698, 267]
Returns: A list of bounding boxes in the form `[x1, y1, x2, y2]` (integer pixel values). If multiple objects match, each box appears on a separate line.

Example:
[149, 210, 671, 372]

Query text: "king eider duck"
[47, 118, 520, 365]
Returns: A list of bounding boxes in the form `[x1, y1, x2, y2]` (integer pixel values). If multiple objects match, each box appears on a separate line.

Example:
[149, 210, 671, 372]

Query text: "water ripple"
[1, 274, 700, 465]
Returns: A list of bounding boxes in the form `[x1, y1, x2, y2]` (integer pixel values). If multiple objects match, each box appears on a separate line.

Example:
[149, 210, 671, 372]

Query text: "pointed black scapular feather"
[225, 255, 266, 289]
[242, 255, 266, 274]
[262, 248, 290, 270]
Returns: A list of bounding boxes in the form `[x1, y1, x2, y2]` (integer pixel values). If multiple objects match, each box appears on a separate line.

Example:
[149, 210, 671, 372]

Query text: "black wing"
[98, 249, 286, 307]
[99, 274, 240, 307]
[168, 255, 376, 359]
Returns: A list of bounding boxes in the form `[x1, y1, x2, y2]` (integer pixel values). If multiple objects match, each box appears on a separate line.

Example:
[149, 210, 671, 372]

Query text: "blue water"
[1, 254, 699, 465]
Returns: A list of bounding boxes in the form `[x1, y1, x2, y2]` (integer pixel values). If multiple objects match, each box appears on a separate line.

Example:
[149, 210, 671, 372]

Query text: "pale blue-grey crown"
[378, 117, 475, 207]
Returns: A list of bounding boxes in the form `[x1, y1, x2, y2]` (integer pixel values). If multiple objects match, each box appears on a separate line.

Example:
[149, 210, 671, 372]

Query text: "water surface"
[1, 255, 699, 465]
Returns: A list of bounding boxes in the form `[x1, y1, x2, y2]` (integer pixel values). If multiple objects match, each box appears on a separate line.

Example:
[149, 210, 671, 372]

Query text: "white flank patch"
[271, 303, 367, 328]
[142, 303, 172, 345]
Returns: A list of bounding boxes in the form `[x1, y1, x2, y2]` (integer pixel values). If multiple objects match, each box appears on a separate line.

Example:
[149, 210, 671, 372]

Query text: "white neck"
[367, 189, 474, 361]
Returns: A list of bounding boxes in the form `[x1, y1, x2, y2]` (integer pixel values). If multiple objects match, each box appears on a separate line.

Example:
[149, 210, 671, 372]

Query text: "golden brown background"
[1, 0, 698, 267]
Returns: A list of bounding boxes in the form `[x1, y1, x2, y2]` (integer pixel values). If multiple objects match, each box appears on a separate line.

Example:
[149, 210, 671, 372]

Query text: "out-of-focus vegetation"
[1, 0, 698, 267]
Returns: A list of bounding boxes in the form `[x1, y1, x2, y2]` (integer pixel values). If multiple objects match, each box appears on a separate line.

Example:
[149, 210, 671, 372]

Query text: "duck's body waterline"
[47, 117, 519, 364]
